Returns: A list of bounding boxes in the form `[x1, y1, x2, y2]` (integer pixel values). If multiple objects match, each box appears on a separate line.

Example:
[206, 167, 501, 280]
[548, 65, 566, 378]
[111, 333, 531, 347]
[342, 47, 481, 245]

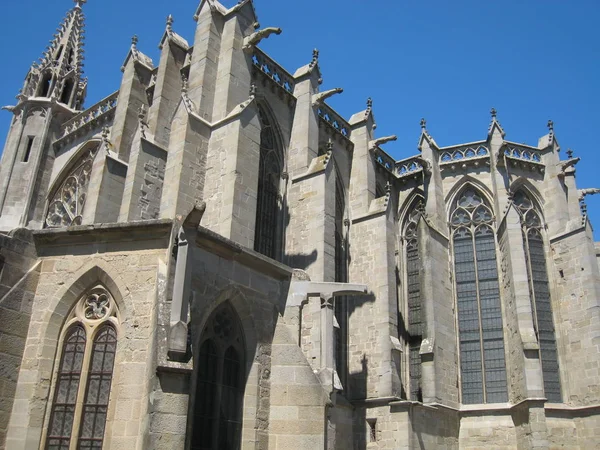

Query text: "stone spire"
[20, 0, 88, 109]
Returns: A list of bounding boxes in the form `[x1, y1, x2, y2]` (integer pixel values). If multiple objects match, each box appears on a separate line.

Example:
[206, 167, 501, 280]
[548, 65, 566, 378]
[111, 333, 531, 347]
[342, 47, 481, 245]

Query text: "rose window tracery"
[84, 290, 111, 320]
[45, 143, 99, 228]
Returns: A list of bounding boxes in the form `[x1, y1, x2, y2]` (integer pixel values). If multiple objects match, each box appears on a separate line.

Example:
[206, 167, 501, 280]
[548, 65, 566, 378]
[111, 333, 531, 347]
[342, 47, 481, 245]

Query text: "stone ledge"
[33, 219, 173, 247]
[195, 226, 293, 281]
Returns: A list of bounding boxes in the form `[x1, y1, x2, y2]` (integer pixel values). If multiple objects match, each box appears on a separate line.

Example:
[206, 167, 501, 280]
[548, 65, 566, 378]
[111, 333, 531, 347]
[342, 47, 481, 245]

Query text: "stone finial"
[547, 119, 555, 145]
[131, 35, 139, 48]
[367, 97, 373, 109]
[166, 15, 174, 32]
[420, 118, 427, 130]
[74, 0, 87, 8]
[385, 181, 392, 195]
[491, 107, 497, 119]
[310, 48, 319, 67]
[249, 83, 257, 97]
[567, 148, 574, 159]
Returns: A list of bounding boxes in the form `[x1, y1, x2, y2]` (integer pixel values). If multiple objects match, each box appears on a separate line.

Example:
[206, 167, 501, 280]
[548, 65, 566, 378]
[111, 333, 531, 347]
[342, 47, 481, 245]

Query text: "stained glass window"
[451, 188, 508, 404]
[47, 326, 87, 450]
[404, 202, 424, 401]
[513, 191, 561, 402]
[45, 287, 118, 450]
[191, 303, 245, 450]
[46, 143, 100, 228]
[78, 326, 117, 449]
[254, 108, 282, 260]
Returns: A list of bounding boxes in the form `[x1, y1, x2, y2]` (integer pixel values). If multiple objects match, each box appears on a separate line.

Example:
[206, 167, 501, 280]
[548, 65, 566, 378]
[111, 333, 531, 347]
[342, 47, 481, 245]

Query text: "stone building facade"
[0, 1, 599, 449]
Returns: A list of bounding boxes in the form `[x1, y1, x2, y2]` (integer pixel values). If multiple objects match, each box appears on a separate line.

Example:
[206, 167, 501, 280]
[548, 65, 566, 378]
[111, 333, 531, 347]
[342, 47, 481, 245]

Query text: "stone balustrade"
[55, 91, 119, 146]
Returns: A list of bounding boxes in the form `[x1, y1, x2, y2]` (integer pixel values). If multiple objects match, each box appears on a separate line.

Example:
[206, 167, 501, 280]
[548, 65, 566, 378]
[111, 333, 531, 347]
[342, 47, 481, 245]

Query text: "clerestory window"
[334, 175, 348, 390]
[191, 303, 245, 450]
[450, 188, 508, 404]
[513, 190, 561, 402]
[45, 286, 119, 450]
[403, 200, 424, 402]
[254, 108, 283, 260]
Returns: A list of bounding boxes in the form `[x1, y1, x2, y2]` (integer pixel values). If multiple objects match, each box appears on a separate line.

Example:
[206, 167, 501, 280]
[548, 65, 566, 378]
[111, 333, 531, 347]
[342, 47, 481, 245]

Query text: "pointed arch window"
[451, 188, 508, 404]
[254, 108, 283, 260]
[403, 200, 424, 401]
[334, 175, 349, 390]
[45, 143, 100, 228]
[46, 286, 118, 450]
[191, 303, 245, 450]
[513, 191, 561, 402]
[40, 72, 53, 98]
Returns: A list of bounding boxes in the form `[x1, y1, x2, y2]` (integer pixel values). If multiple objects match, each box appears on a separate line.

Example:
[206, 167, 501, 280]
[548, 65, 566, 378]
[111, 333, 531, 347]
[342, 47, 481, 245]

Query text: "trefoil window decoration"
[254, 108, 283, 261]
[404, 200, 424, 402]
[513, 190, 561, 402]
[450, 188, 508, 404]
[191, 303, 245, 450]
[46, 285, 119, 450]
[46, 143, 100, 228]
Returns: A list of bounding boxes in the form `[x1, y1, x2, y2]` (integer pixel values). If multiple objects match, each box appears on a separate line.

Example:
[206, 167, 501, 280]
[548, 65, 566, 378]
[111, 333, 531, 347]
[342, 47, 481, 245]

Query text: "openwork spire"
[21, 1, 88, 108]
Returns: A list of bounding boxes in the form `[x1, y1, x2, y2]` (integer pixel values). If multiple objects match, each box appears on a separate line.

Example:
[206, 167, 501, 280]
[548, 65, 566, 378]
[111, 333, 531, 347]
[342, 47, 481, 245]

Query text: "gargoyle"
[243, 27, 282, 51]
[369, 135, 397, 150]
[1, 106, 16, 112]
[312, 88, 343, 106]
[559, 157, 580, 171]
[578, 188, 600, 201]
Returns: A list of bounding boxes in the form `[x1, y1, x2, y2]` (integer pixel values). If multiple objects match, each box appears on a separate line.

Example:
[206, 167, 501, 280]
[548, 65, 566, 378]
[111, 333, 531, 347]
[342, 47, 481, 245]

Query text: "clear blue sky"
[1, 0, 599, 237]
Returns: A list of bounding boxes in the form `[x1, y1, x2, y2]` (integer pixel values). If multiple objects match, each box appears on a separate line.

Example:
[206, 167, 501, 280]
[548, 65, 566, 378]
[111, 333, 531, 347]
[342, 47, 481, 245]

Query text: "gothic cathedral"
[0, 1, 599, 449]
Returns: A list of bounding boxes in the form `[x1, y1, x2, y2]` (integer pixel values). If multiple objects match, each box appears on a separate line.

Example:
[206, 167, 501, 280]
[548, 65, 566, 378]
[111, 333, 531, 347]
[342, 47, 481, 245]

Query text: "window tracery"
[254, 108, 282, 260]
[191, 303, 245, 450]
[450, 188, 508, 404]
[46, 286, 118, 450]
[513, 190, 561, 402]
[46, 143, 100, 228]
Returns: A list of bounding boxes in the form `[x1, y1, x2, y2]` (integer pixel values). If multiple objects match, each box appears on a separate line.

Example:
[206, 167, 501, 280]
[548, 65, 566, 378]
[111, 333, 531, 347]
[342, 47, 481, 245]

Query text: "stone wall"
[0, 229, 38, 448]
[550, 227, 600, 405]
[5, 221, 171, 450]
[458, 411, 519, 449]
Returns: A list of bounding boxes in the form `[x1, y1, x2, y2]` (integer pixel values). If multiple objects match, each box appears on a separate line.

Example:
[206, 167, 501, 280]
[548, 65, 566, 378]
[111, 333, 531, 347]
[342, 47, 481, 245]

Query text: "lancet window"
[450, 188, 508, 404]
[45, 143, 100, 228]
[403, 200, 424, 401]
[46, 286, 119, 450]
[191, 303, 245, 450]
[513, 190, 561, 402]
[334, 175, 348, 390]
[254, 108, 283, 260]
